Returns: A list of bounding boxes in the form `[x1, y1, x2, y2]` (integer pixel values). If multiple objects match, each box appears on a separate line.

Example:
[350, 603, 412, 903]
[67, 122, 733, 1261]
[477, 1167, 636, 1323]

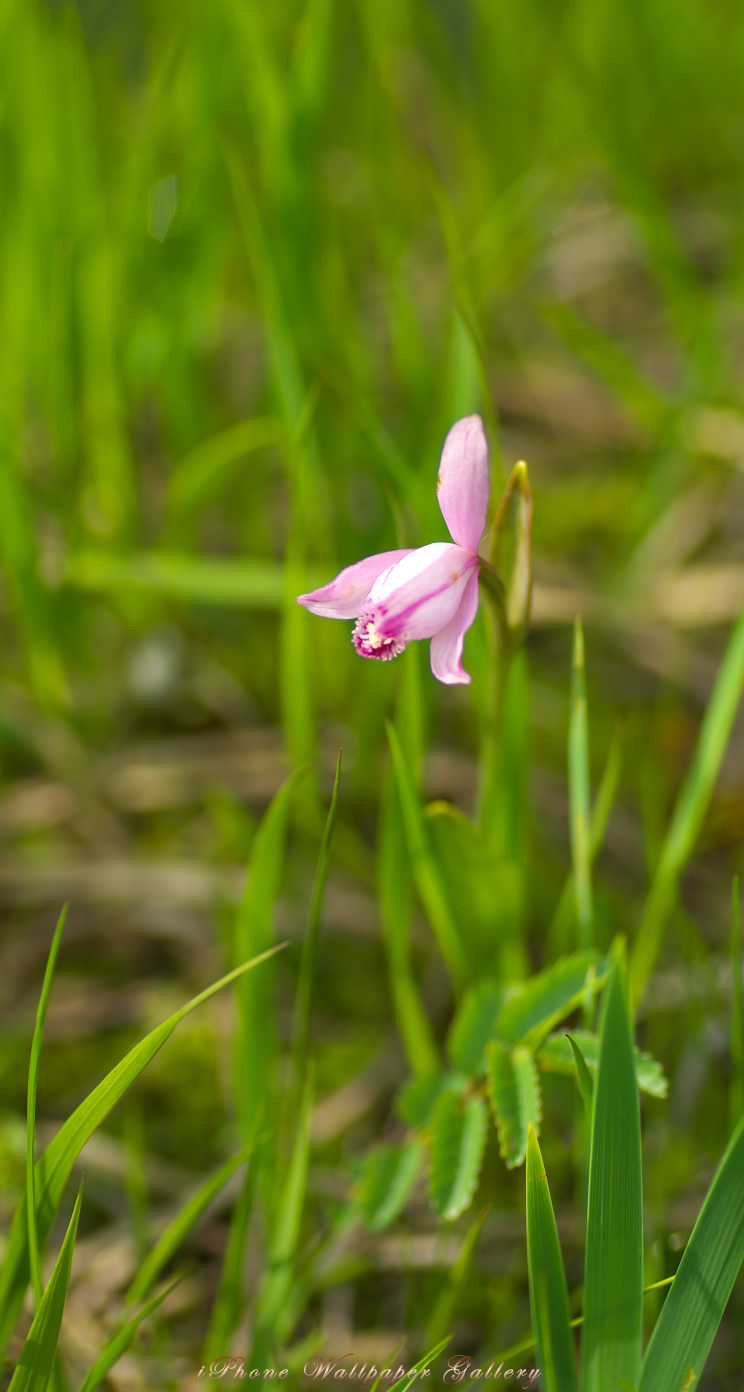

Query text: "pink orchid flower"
[296, 415, 489, 685]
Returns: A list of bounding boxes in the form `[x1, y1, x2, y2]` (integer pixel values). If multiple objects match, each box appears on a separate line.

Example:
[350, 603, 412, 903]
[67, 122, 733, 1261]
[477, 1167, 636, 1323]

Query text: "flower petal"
[436, 415, 489, 553]
[296, 549, 413, 619]
[366, 542, 477, 640]
[429, 569, 480, 685]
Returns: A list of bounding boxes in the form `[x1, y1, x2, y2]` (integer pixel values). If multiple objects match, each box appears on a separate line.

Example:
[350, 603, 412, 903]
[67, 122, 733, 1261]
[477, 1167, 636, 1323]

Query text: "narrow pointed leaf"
[566, 1033, 594, 1110]
[488, 460, 532, 645]
[526, 1125, 578, 1392]
[538, 1030, 668, 1099]
[569, 619, 593, 947]
[27, 906, 68, 1311]
[429, 1092, 487, 1220]
[8, 1185, 83, 1392]
[639, 1116, 744, 1392]
[0, 947, 283, 1356]
[78, 1272, 183, 1392]
[126, 1144, 254, 1305]
[581, 966, 643, 1392]
[487, 1042, 542, 1168]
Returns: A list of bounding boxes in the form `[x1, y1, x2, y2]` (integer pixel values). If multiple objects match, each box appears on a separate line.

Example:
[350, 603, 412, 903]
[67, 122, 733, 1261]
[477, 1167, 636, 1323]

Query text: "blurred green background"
[2, 0, 744, 1385]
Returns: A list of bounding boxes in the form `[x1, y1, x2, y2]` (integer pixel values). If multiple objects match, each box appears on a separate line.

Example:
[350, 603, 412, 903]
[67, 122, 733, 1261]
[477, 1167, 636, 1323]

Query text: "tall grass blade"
[731, 877, 744, 1131]
[125, 1144, 254, 1305]
[253, 1072, 313, 1343]
[425, 1206, 489, 1349]
[386, 723, 469, 989]
[581, 964, 643, 1392]
[8, 1185, 83, 1392]
[204, 1161, 256, 1363]
[630, 604, 744, 1003]
[0, 948, 284, 1355]
[292, 751, 342, 1084]
[525, 1125, 578, 1392]
[77, 1272, 183, 1392]
[638, 1116, 744, 1392]
[569, 619, 593, 947]
[27, 906, 68, 1312]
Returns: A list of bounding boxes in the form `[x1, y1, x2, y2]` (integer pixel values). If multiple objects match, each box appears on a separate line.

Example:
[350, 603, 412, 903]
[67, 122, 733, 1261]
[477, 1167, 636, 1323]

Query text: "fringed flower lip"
[296, 415, 489, 685]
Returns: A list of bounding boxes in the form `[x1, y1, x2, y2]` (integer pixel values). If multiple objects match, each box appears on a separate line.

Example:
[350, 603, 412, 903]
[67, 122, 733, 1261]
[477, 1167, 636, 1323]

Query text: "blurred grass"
[2, 0, 744, 1385]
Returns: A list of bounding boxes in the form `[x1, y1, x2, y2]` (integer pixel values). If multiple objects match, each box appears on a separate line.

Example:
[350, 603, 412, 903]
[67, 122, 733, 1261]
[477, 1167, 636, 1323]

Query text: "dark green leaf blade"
[526, 1125, 578, 1392]
[8, 1185, 83, 1392]
[639, 1116, 744, 1392]
[581, 965, 643, 1392]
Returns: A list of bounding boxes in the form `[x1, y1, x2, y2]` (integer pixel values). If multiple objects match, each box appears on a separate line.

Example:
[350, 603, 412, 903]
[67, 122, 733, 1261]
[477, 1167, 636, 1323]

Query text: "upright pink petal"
[296, 549, 412, 619]
[436, 415, 489, 553]
[429, 569, 480, 685]
[364, 542, 477, 640]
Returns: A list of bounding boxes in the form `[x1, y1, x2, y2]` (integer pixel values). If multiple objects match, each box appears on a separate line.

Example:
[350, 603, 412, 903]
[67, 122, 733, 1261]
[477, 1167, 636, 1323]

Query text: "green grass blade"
[538, 1030, 668, 1099]
[525, 1125, 578, 1392]
[566, 1033, 594, 1112]
[550, 724, 623, 954]
[253, 1072, 313, 1343]
[204, 1161, 256, 1364]
[77, 1272, 183, 1392]
[425, 1206, 489, 1349]
[125, 1144, 254, 1305]
[731, 878, 744, 1131]
[0, 947, 283, 1356]
[630, 604, 744, 1003]
[292, 751, 342, 1084]
[569, 619, 593, 947]
[27, 906, 68, 1311]
[234, 767, 307, 1138]
[638, 1116, 744, 1392]
[8, 1185, 83, 1392]
[386, 722, 469, 989]
[387, 1335, 453, 1391]
[581, 964, 643, 1392]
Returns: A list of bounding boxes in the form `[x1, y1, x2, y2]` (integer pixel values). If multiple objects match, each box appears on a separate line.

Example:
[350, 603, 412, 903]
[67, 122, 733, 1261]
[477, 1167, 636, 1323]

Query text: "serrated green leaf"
[526, 1126, 578, 1392]
[496, 951, 605, 1048]
[356, 1141, 423, 1232]
[487, 1042, 542, 1168]
[581, 966, 643, 1392]
[429, 1092, 487, 1221]
[538, 1030, 668, 1099]
[639, 1115, 744, 1392]
[0, 947, 283, 1357]
[9, 1185, 82, 1392]
[448, 982, 507, 1074]
[396, 1072, 467, 1129]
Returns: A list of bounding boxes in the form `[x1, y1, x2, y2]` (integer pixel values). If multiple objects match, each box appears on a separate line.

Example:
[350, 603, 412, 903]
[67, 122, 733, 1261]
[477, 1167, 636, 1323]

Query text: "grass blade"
[0, 947, 284, 1356]
[525, 1125, 578, 1392]
[253, 1071, 313, 1344]
[581, 963, 643, 1392]
[568, 619, 593, 948]
[630, 604, 744, 1003]
[425, 1206, 489, 1349]
[565, 1033, 594, 1112]
[27, 906, 68, 1311]
[731, 877, 744, 1131]
[204, 1161, 256, 1363]
[8, 1184, 83, 1392]
[125, 1144, 254, 1305]
[78, 1272, 183, 1392]
[292, 750, 342, 1084]
[638, 1116, 744, 1392]
[386, 722, 469, 989]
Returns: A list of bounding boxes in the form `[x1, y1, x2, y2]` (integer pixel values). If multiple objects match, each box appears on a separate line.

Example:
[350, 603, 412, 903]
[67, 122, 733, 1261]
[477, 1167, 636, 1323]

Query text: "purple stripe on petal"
[365, 542, 477, 640]
[429, 569, 480, 685]
[436, 415, 490, 553]
[296, 549, 413, 619]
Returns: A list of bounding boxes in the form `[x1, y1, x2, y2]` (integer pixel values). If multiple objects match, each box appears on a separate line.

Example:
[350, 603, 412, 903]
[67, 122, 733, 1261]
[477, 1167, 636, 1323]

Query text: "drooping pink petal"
[364, 542, 477, 640]
[436, 415, 489, 553]
[296, 549, 413, 619]
[429, 568, 480, 685]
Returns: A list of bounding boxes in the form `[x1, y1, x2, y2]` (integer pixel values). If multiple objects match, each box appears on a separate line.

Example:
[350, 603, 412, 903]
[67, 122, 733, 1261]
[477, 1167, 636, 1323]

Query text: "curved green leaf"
[639, 1116, 744, 1392]
[496, 951, 605, 1048]
[487, 1042, 542, 1168]
[429, 1092, 487, 1221]
[78, 1272, 183, 1392]
[0, 947, 283, 1356]
[356, 1141, 423, 1232]
[448, 982, 506, 1074]
[538, 1030, 668, 1099]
